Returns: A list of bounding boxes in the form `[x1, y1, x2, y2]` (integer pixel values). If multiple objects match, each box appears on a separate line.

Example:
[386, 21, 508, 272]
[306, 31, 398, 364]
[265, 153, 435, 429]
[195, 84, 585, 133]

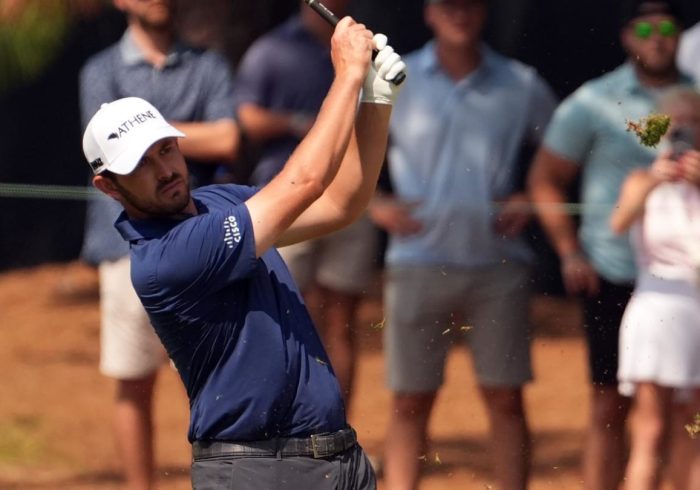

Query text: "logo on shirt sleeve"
[223, 216, 242, 249]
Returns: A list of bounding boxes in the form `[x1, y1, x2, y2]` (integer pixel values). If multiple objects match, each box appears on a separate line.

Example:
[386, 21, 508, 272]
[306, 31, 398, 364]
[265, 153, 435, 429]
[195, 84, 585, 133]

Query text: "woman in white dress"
[611, 87, 700, 490]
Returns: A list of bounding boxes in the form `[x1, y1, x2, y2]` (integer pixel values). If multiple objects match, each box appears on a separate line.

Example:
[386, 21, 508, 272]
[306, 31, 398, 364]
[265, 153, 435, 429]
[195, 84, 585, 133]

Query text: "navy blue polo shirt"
[115, 185, 346, 442]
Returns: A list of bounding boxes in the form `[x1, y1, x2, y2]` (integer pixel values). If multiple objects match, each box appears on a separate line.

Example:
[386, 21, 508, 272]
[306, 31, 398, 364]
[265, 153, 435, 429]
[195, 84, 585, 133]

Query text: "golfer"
[81, 18, 405, 490]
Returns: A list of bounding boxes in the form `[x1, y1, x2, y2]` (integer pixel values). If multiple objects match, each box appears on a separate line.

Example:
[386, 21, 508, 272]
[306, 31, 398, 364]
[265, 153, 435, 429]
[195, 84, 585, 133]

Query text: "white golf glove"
[360, 34, 406, 106]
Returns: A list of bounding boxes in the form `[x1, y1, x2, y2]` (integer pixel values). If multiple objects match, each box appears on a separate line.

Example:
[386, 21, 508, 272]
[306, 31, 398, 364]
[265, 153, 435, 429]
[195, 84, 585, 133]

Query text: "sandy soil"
[0, 261, 669, 489]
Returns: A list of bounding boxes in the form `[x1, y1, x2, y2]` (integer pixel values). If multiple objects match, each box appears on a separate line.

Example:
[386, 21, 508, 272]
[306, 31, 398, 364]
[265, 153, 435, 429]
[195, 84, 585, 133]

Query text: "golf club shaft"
[305, 0, 340, 25]
[303, 0, 406, 86]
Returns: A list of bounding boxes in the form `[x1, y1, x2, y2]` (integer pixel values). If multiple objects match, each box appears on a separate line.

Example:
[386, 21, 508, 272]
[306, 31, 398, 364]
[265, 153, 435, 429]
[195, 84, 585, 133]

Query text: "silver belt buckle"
[310, 433, 330, 458]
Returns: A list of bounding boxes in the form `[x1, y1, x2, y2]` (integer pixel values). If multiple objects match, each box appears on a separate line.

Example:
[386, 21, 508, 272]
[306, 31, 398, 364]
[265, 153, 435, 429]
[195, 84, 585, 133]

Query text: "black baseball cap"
[620, 0, 683, 26]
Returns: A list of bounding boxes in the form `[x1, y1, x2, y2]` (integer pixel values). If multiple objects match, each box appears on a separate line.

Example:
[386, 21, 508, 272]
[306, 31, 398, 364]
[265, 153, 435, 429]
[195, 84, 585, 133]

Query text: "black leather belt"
[192, 427, 357, 460]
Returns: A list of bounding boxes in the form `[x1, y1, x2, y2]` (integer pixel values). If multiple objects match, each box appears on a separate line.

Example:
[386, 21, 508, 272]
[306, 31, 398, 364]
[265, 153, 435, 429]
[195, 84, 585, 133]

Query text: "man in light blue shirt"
[369, 0, 556, 488]
[541, 63, 662, 284]
[528, 1, 693, 488]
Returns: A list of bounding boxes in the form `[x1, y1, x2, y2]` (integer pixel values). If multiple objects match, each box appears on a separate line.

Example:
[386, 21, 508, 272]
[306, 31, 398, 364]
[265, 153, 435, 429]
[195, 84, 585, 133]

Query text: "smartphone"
[669, 126, 696, 160]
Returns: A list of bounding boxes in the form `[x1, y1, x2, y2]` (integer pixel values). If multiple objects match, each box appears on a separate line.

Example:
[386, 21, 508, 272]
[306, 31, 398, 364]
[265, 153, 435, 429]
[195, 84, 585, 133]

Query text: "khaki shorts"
[278, 214, 378, 294]
[384, 262, 533, 392]
[99, 257, 167, 379]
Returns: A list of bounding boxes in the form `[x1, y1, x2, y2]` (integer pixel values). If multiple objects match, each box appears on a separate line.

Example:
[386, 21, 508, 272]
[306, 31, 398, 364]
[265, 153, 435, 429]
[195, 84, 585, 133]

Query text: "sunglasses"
[633, 20, 678, 39]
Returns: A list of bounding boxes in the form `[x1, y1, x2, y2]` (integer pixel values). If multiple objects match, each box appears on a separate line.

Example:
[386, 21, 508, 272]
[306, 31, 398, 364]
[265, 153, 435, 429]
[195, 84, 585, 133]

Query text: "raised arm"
[275, 102, 391, 247]
[609, 170, 657, 234]
[275, 34, 404, 247]
[610, 153, 678, 234]
[243, 17, 374, 257]
[528, 147, 582, 258]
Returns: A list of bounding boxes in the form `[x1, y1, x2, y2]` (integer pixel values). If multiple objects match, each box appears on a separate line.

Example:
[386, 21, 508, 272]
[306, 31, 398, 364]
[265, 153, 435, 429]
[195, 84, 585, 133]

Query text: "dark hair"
[620, 0, 684, 27]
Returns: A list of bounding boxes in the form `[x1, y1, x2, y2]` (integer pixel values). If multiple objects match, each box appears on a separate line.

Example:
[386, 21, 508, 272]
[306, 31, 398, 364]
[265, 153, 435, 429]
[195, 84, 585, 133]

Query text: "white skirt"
[618, 272, 700, 396]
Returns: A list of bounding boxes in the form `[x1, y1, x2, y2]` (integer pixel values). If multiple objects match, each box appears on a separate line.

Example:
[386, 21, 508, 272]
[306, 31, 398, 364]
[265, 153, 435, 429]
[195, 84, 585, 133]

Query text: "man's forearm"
[323, 103, 392, 221]
[171, 119, 239, 163]
[238, 104, 311, 143]
[531, 185, 581, 258]
[309, 31, 401, 221]
[267, 29, 404, 249]
[610, 170, 657, 234]
[284, 75, 364, 191]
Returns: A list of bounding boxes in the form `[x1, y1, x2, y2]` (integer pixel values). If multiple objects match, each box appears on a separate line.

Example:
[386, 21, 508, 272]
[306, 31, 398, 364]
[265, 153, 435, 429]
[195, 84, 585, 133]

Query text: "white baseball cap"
[82, 97, 185, 175]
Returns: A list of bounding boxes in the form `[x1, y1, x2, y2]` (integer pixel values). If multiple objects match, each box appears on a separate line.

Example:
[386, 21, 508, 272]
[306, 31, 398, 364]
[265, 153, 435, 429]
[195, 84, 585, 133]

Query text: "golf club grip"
[304, 0, 406, 86]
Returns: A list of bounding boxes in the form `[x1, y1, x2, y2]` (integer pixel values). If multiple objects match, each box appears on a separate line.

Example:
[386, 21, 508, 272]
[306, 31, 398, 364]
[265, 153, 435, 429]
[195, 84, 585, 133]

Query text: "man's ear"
[93, 175, 123, 202]
[113, 0, 126, 13]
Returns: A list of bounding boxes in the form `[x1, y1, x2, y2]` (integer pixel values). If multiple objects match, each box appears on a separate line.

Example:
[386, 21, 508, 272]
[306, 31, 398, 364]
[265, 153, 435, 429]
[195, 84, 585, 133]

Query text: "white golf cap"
[82, 97, 185, 175]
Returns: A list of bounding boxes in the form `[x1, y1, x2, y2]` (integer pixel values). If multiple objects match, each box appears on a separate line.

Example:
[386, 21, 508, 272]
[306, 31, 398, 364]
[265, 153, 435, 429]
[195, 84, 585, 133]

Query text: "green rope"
[0, 182, 614, 214]
[0, 183, 99, 201]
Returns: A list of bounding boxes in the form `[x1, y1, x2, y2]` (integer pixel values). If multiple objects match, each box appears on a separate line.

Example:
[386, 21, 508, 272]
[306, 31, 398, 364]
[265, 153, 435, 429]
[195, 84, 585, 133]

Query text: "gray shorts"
[278, 214, 378, 294]
[191, 445, 375, 490]
[384, 262, 533, 392]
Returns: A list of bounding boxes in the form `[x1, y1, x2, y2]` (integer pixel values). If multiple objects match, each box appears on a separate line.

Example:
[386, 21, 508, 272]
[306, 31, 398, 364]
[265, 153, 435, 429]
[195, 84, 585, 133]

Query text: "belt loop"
[310, 433, 321, 458]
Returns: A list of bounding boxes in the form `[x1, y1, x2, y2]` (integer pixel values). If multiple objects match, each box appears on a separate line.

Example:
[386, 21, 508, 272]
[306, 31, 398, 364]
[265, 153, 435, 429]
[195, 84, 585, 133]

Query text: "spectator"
[369, 0, 557, 488]
[79, 0, 238, 488]
[233, 0, 378, 407]
[611, 87, 700, 490]
[679, 19, 700, 81]
[528, 1, 692, 488]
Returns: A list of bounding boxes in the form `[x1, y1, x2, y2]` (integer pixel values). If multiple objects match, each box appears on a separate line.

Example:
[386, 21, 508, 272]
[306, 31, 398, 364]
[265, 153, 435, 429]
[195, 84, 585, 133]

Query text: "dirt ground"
[0, 261, 661, 489]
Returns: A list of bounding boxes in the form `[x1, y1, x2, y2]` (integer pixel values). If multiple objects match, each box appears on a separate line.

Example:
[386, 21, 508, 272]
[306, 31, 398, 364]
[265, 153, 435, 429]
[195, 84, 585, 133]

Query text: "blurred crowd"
[2, 0, 700, 489]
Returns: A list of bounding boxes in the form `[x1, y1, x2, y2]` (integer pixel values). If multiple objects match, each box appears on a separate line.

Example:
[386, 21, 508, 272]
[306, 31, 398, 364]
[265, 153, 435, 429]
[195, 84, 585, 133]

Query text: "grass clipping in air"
[626, 114, 671, 147]
[687, 413, 700, 439]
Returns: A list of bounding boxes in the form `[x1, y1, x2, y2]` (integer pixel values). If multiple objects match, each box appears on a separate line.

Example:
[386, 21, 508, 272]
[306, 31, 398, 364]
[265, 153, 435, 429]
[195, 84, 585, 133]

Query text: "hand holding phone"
[669, 126, 696, 160]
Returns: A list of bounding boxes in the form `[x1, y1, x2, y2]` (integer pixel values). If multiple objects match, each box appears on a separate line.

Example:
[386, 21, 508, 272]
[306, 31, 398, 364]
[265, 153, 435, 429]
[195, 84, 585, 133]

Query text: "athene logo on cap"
[83, 97, 185, 176]
[108, 111, 158, 141]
